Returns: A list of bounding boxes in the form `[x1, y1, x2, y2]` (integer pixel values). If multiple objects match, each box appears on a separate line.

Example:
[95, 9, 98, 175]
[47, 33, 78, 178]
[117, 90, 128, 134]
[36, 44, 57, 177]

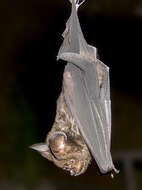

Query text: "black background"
[0, 0, 142, 189]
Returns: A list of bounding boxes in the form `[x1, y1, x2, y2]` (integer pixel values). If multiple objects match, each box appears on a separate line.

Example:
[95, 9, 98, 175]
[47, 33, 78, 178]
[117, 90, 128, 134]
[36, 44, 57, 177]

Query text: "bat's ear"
[49, 131, 67, 154]
[30, 143, 49, 152]
[30, 143, 53, 161]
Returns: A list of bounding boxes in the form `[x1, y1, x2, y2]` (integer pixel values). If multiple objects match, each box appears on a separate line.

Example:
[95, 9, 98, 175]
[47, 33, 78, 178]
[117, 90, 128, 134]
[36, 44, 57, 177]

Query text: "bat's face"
[61, 158, 85, 176]
[53, 155, 86, 176]
[48, 132, 91, 176]
[31, 131, 91, 176]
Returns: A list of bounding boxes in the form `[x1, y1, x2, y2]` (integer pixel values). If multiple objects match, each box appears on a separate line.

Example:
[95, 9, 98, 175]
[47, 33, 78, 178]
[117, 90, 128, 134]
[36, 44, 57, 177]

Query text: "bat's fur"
[44, 92, 92, 176]
[43, 60, 103, 175]
[45, 61, 103, 176]
[31, 61, 103, 176]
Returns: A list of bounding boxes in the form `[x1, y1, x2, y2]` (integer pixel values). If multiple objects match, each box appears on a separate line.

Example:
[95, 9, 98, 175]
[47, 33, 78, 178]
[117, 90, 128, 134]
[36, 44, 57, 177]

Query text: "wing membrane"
[57, 0, 118, 174]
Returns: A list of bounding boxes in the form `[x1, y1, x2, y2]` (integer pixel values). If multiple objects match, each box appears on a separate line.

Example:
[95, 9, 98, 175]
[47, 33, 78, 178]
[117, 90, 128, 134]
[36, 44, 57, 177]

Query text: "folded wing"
[57, 0, 118, 174]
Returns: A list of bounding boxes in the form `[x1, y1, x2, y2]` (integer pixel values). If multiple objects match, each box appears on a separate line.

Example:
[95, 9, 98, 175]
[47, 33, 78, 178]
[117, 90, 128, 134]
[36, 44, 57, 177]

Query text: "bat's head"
[48, 131, 91, 176]
[30, 131, 91, 176]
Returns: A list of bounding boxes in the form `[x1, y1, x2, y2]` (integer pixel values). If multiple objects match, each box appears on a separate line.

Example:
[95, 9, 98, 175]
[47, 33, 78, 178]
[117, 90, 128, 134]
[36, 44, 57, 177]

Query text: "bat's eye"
[70, 159, 75, 164]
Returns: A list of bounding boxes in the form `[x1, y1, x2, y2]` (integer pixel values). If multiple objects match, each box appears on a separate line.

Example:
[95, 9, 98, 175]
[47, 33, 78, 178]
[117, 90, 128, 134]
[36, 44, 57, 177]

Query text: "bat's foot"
[110, 168, 120, 178]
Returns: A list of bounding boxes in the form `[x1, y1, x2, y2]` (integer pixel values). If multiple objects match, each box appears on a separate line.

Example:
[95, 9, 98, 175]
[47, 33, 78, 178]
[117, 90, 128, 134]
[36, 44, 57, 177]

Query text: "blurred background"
[0, 0, 142, 189]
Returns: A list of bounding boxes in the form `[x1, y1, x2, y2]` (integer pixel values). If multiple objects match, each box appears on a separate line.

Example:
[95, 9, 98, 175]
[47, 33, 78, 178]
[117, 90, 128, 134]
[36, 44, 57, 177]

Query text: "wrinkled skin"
[31, 93, 92, 176]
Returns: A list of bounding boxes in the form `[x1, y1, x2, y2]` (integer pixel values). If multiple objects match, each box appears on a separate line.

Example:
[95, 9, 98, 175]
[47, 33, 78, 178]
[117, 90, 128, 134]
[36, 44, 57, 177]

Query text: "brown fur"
[31, 60, 104, 176]
[43, 61, 104, 175]
[44, 92, 92, 176]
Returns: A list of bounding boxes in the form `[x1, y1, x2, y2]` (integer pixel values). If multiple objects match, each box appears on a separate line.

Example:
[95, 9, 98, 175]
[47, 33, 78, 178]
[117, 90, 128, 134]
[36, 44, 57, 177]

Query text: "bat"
[31, 92, 92, 176]
[30, 0, 119, 177]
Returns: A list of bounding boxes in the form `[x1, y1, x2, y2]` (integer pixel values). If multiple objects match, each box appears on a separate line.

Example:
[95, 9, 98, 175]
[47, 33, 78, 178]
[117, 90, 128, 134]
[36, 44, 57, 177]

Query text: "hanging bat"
[30, 0, 119, 176]
[31, 92, 92, 176]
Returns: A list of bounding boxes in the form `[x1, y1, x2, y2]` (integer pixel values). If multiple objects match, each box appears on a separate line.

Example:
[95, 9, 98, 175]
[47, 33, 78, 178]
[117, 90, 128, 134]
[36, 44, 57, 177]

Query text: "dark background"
[0, 0, 142, 189]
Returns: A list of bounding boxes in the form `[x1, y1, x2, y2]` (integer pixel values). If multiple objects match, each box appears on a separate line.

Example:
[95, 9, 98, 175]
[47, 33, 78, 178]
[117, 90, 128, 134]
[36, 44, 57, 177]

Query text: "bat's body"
[31, 0, 118, 176]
